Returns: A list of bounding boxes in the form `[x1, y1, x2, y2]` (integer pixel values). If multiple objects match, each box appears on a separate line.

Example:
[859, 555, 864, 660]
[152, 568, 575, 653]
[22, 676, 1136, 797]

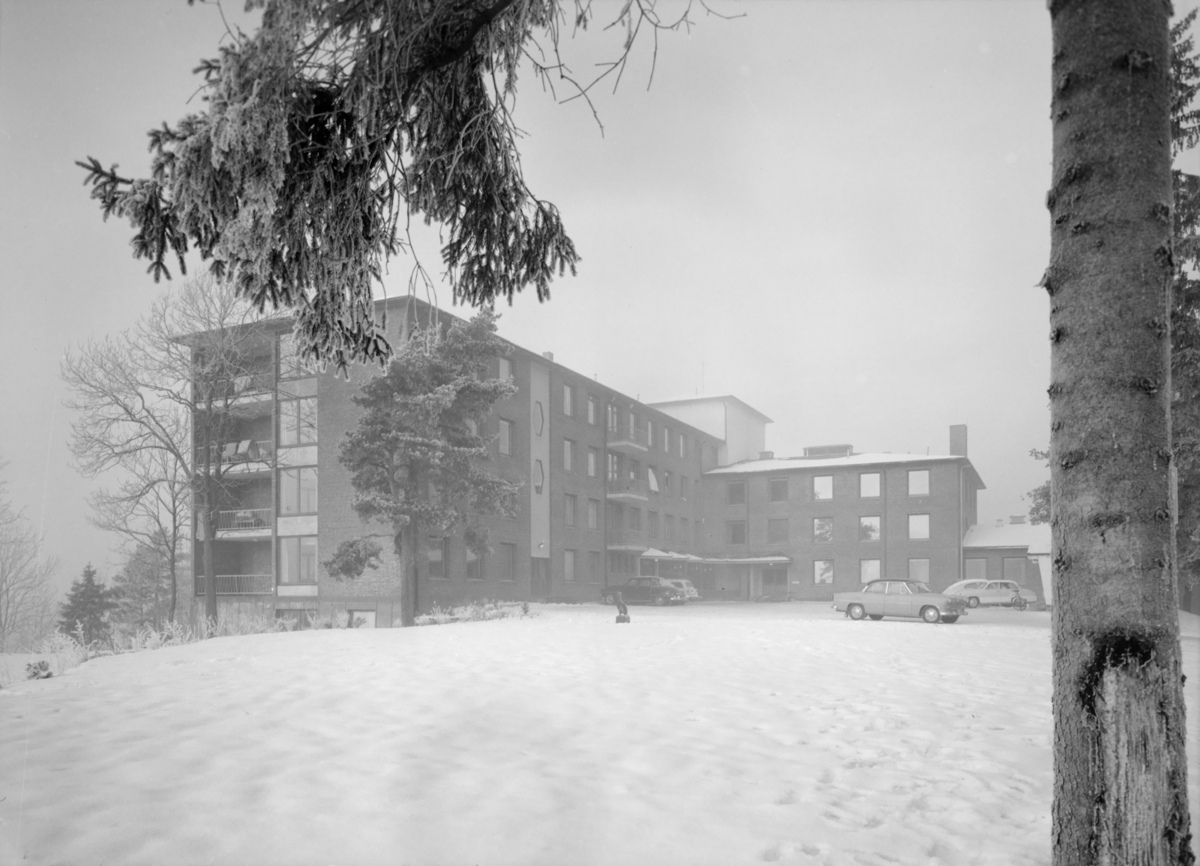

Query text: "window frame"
[908, 469, 930, 496]
[727, 519, 746, 545]
[813, 517, 834, 543]
[768, 477, 789, 503]
[813, 475, 833, 501]
[498, 419, 513, 456]
[859, 472, 881, 498]
[908, 513, 931, 540]
[727, 480, 746, 506]
[859, 515, 881, 542]
[813, 560, 834, 585]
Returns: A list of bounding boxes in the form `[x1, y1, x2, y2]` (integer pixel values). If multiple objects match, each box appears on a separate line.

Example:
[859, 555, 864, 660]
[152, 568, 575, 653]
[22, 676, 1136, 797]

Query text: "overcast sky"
[2, 0, 1197, 595]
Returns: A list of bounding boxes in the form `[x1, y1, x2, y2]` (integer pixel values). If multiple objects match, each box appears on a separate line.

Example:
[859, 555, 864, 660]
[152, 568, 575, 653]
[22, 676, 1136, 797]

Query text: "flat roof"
[963, 522, 1051, 554]
[647, 394, 774, 424]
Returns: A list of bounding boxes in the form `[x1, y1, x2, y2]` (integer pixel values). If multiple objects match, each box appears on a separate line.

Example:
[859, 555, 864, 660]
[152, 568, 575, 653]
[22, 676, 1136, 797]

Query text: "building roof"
[647, 394, 774, 424]
[963, 522, 1051, 555]
[705, 452, 970, 472]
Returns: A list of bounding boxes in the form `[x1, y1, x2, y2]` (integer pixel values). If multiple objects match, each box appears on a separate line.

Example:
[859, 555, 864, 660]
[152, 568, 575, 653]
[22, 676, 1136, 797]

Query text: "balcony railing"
[607, 421, 648, 446]
[193, 574, 274, 596]
[216, 507, 273, 531]
[606, 528, 647, 548]
[198, 439, 273, 471]
[607, 478, 649, 500]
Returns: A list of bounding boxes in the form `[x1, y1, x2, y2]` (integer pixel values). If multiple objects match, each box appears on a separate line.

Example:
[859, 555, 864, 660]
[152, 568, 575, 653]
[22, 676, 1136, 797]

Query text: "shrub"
[415, 600, 532, 626]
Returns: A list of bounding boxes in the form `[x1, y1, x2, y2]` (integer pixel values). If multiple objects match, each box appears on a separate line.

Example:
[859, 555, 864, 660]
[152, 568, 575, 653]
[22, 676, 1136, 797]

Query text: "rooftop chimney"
[542, 351, 554, 362]
[949, 424, 968, 457]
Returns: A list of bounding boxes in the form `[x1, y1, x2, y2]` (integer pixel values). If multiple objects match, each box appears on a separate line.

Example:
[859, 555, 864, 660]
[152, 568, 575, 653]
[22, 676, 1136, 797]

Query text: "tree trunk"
[1047, 2, 1193, 863]
[399, 519, 418, 628]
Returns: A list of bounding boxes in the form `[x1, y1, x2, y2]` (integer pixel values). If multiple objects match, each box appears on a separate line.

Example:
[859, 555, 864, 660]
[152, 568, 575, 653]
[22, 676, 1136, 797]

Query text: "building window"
[563, 439, 574, 472]
[564, 549, 576, 582]
[908, 514, 930, 540]
[564, 494, 577, 527]
[662, 426, 670, 452]
[909, 558, 930, 583]
[965, 558, 987, 580]
[680, 476, 689, 500]
[649, 511, 660, 539]
[647, 420, 654, 449]
[498, 357, 513, 381]
[859, 516, 881, 542]
[860, 559, 881, 583]
[860, 472, 881, 498]
[563, 384, 573, 417]
[813, 517, 834, 543]
[607, 403, 618, 431]
[466, 546, 482, 580]
[679, 435, 686, 459]
[498, 542, 516, 581]
[1003, 557, 1026, 582]
[588, 550, 601, 583]
[727, 520, 746, 545]
[588, 447, 599, 477]
[427, 536, 449, 578]
[280, 467, 318, 514]
[813, 475, 833, 500]
[908, 469, 930, 496]
[278, 334, 316, 379]
[588, 396, 597, 425]
[648, 466, 660, 493]
[466, 418, 478, 437]
[727, 480, 746, 505]
[813, 560, 834, 585]
[278, 536, 317, 584]
[587, 499, 599, 530]
[278, 397, 318, 446]
[499, 419, 512, 455]
[767, 518, 789, 544]
[628, 507, 642, 531]
[662, 470, 672, 497]
[665, 515, 675, 541]
[768, 477, 788, 502]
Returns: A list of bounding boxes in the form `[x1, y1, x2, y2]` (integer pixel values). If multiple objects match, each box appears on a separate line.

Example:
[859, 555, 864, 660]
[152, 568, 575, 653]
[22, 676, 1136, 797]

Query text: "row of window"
[727, 470, 931, 505]
[726, 514, 932, 545]
[427, 536, 603, 583]
[608, 504, 702, 546]
[811, 558, 931, 585]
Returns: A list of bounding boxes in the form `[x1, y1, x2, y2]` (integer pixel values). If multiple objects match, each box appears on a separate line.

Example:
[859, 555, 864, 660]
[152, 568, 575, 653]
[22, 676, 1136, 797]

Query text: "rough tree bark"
[1047, 1, 1193, 863]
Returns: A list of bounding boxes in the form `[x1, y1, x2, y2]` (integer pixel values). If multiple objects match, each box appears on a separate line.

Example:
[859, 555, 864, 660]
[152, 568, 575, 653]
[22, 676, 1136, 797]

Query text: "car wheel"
[967, 597, 980, 608]
[868, 614, 884, 621]
[847, 604, 866, 621]
[602, 593, 615, 605]
[1015, 597, 1028, 611]
[654, 595, 667, 606]
[921, 606, 941, 624]
[940, 615, 959, 624]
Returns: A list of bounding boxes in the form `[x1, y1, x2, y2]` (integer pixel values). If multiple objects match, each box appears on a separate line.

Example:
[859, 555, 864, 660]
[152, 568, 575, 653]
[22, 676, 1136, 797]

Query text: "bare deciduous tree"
[0, 462, 57, 652]
[63, 273, 275, 626]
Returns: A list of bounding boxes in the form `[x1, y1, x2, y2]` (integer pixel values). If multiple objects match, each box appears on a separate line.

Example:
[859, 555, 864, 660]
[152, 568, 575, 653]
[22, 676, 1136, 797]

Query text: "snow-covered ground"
[1, 603, 1196, 866]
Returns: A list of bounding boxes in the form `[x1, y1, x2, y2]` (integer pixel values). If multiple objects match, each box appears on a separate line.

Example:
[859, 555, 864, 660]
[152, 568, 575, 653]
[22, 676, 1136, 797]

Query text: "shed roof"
[963, 522, 1051, 555]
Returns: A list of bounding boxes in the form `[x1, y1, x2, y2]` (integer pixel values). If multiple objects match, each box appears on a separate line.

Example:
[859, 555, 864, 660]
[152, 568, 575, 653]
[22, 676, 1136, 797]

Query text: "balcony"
[193, 573, 274, 596]
[606, 528, 647, 551]
[197, 439, 273, 474]
[215, 507, 273, 538]
[606, 477, 648, 503]
[607, 422, 648, 456]
[198, 372, 274, 413]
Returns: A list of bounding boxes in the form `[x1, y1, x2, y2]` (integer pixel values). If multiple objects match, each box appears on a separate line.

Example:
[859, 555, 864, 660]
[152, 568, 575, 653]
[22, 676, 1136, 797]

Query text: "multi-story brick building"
[190, 298, 1010, 627]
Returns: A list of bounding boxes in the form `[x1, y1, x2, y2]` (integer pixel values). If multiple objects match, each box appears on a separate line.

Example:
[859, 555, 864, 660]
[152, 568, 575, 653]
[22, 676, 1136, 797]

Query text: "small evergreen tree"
[58, 564, 117, 647]
[325, 307, 520, 626]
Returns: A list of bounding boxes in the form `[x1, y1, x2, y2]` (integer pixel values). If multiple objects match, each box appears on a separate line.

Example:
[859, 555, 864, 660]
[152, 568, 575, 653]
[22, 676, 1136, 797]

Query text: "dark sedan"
[601, 577, 686, 606]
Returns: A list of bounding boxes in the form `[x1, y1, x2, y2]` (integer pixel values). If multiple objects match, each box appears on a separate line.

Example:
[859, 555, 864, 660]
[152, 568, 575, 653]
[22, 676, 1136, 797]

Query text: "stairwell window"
[499, 419, 512, 455]
[280, 467, 318, 514]
[278, 397, 317, 446]
[278, 536, 318, 585]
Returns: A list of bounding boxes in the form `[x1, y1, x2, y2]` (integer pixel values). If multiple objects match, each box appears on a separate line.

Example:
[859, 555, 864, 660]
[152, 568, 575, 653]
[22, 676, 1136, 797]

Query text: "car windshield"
[911, 582, 933, 594]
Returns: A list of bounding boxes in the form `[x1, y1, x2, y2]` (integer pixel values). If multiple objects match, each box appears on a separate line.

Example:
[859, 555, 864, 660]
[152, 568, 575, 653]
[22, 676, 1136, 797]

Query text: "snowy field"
[1, 603, 1197, 866]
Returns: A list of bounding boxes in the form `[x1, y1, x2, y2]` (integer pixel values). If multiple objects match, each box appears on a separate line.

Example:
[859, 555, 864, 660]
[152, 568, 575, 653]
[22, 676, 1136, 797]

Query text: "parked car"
[832, 579, 967, 623]
[942, 579, 1037, 610]
[601, 577, 686, 606]
[667, 578, 700, 601]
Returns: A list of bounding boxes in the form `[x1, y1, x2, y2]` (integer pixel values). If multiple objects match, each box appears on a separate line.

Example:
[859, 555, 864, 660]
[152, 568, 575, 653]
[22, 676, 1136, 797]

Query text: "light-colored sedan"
[943, 579, 1037, 610]
[832, 579, 967, 624]
[667, 578, 700, 601]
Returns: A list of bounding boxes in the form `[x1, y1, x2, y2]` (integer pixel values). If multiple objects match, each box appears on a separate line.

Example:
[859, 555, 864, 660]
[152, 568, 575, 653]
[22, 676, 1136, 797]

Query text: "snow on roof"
[704, 452, 970, 475]
[963, 522, 1051, 554]
[647, 394, 774, 423]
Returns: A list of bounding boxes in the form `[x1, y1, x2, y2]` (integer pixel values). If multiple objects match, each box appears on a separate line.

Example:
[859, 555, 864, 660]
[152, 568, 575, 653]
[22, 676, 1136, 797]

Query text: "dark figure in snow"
[615, 592, 630, 624]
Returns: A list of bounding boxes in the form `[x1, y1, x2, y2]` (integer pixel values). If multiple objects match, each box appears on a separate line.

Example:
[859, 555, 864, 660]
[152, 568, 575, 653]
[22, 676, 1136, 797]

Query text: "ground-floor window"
[347, 610, 376, 628]
[497, 542, 516, 581]
[813, 560, 834, 584]
[564, 549, 576, 582]
[588, 550, 602, 583]
[428, 536, 448, 578]
[466, 546, 482, 580]
[275, 609, 316, 629]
